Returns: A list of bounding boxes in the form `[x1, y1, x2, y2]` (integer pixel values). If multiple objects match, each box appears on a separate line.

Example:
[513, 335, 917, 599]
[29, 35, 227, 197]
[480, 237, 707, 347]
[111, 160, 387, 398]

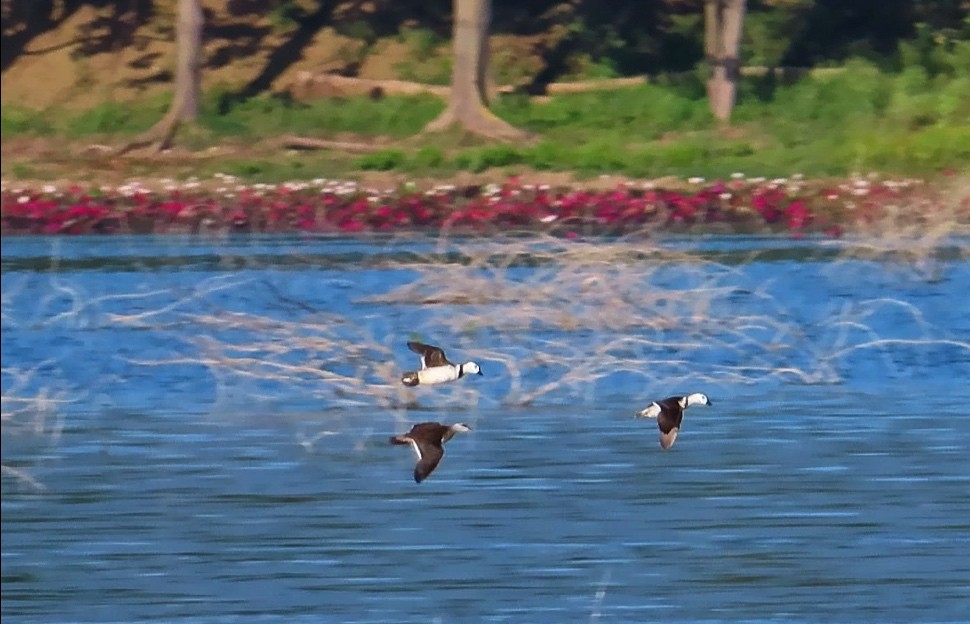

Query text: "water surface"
[3, 234, 969, 623]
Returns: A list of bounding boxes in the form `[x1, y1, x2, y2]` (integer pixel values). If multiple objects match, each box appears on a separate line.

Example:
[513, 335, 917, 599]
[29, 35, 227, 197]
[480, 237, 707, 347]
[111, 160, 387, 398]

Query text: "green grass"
[3, 58, 969, 182]
[200, 91, 445, 139]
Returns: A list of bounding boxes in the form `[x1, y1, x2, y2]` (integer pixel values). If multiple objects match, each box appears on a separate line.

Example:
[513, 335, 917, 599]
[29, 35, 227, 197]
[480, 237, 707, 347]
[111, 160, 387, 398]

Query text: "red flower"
[785, 200, 811, 231]
[339, 219, 365, 232]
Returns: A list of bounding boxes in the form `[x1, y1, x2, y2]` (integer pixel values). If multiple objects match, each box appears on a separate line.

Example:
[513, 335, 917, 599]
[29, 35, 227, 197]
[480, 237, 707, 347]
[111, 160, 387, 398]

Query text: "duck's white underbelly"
[417, 365, 460, 385]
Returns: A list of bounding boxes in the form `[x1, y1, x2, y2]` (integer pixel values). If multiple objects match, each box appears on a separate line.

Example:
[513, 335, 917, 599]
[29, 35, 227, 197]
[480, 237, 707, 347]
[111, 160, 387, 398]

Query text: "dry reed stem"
[2, 364, 73, 491]
[826, 180, 970, 280]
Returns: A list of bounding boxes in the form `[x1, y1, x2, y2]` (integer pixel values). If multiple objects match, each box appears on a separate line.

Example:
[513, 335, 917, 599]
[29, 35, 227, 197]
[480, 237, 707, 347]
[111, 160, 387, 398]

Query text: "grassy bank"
[3, 60, 969, 184]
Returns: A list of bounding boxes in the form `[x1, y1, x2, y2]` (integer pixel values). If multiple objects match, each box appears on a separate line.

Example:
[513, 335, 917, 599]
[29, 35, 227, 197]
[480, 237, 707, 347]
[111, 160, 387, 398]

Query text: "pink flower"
[785, 200, 811, 231]
[339, 220, 365, 232]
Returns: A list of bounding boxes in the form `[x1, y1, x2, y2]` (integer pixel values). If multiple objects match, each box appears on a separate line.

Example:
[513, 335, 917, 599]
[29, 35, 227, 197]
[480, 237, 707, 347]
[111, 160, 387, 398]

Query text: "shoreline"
[2, 173, 968, 238]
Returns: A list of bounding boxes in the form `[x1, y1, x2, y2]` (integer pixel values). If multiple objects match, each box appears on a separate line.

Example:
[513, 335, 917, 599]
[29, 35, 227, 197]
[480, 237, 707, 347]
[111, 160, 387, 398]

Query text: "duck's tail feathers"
[401, 372, 420, 387]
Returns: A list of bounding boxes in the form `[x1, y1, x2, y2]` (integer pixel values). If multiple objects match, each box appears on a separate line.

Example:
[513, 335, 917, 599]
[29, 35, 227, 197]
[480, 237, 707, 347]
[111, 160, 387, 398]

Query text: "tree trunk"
[424, 0, 527, 140]
[705, 0, 746, 123]
[119, 0, 203, 153]
[174, 0, 203, 123]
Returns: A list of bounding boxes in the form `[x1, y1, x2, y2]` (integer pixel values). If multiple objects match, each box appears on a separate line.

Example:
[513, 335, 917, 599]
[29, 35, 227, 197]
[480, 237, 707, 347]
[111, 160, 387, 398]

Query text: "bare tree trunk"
[424, 0, 527, 140]
[119, 0, 202, 153]
[705, 0, 746, 123]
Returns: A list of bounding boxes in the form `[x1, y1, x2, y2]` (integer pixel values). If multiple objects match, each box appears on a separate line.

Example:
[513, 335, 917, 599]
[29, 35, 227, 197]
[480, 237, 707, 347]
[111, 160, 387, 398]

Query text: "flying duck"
[390, 421, 471, 482]
[401, 341, 483, 387]
[635, 392, 712, 449]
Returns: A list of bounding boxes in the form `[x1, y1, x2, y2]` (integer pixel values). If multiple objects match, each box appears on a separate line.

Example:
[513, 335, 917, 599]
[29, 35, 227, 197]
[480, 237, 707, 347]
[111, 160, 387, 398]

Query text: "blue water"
[2, 234, 969, 623]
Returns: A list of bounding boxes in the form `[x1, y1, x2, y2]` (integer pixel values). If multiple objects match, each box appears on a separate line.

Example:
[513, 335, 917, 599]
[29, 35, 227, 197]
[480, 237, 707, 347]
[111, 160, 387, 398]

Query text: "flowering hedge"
[0, 174, 955, 238]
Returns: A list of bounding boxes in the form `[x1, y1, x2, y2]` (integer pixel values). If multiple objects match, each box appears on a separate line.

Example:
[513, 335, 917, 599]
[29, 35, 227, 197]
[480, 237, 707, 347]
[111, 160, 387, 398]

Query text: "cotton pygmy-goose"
[635, 393, 712, 449]
[401, 341, 483, 387]
[390, 421, 471, 482]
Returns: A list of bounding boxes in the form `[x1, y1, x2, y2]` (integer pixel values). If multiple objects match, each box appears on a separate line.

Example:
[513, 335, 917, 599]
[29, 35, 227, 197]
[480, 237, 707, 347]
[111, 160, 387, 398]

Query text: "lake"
[2, 233, 969, 623]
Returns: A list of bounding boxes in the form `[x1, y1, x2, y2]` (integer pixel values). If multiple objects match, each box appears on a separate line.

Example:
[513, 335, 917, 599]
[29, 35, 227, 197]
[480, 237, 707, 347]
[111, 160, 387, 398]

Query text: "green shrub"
[502, 84, 703, 137]
[359, 149, 406, 171]
[522, 140, 562, 171]
[570, 140, 631, 173]
[650, 141, 705, 169]
[200, 92, 443, 140]
[1, 106, 52, 135]
[412, 146, 445, 168]
[934, 76, 970, 124]
[64, 99, 165, 136]
[907, 125, 970, 169]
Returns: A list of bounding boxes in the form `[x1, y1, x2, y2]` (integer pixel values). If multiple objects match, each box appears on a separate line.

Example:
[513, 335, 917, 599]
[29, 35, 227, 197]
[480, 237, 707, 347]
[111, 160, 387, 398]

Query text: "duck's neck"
[684, 393, 706, 407]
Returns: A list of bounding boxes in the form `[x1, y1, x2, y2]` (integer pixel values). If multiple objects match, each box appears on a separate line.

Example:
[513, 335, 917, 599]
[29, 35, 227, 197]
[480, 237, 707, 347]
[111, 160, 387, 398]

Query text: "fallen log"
[279, 135, 384, 152]
[291, 72, 450, 101]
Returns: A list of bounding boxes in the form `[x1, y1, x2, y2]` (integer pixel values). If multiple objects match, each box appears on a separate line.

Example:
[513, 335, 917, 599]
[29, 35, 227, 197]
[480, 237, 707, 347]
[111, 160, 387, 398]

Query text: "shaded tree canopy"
[2, 0, 966, 81]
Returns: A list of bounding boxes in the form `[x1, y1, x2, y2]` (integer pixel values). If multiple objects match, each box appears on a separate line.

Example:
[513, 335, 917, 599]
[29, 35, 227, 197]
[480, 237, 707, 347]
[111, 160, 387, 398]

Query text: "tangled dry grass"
[106, 228, 969, 412]
[822, 177, 970, 280]
[1, 362, 70, 490]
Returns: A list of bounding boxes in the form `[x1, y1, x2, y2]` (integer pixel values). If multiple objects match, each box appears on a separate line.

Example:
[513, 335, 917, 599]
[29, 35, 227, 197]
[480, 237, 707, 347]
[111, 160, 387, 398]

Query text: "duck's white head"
[461, 362, 483, 376]
[442, 422, 471, 444]
[685, 392, 712, 407]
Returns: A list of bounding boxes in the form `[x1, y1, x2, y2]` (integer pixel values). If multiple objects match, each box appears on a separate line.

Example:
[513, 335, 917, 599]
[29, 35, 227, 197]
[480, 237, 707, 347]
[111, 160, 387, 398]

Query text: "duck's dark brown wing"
[413, 442, 445, 483]
[391, 422, 449, 482]
[658, 427, 680, 449]
[655, 397, 685, 449]
[407, 341, 452, 368]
